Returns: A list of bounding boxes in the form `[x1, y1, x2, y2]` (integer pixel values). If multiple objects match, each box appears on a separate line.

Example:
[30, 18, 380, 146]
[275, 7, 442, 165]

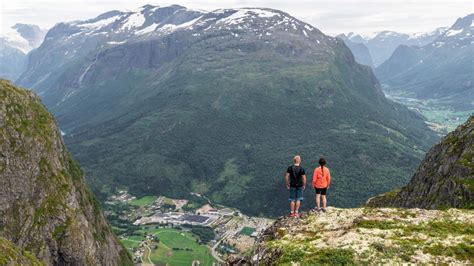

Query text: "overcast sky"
[1, 0, 472, 36]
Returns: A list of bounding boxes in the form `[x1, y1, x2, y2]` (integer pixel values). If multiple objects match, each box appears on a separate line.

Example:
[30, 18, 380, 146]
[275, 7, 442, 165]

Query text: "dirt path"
[144, 241, 153, 265]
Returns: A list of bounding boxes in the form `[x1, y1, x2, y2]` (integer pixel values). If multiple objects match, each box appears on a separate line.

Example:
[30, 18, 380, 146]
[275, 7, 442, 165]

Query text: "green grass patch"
[423, 243, 474, 263]
[121, 238, 141, 250]
[130, 196, 157, 207]
[355, 219, 400, 230]
[278, 246, 356, 265]
[403, 220, 474, 237]
[240, 227, 256, 236]
[140, 228, 215, 266]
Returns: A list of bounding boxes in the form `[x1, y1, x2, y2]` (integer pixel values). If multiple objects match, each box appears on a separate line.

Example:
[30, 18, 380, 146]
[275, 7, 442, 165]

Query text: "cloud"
[0, 0, 471, 35]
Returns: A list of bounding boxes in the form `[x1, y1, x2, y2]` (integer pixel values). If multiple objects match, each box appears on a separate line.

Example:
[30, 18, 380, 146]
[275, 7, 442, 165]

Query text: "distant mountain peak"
[429, 13, 473, 49]
[451, 13, 474, 30]
[0, 23, 46, 53]
[340, 27, 450, 66]
[56, 4, 205, 41]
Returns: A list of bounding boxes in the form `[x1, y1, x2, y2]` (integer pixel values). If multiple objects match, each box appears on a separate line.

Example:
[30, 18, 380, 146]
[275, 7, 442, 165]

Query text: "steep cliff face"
[367, 116, 473, 209]
[0, 80, 132, 265]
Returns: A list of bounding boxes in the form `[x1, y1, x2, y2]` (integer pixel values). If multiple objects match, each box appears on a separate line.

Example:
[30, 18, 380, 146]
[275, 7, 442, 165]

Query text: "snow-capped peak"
[0, 24, 46, 53]
[61, 5, 205, 41]
[216, 8, 280, 26]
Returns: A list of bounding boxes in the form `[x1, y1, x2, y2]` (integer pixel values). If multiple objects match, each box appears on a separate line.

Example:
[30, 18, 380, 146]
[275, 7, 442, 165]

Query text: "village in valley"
[104, 190, 273, 265]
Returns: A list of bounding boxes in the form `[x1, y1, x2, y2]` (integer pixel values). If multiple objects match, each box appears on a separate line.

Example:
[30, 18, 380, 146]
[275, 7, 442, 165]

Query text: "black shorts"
[315, 187, 327, 195]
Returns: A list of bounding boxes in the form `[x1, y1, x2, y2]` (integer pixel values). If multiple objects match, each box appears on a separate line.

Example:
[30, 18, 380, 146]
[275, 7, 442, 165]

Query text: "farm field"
[240, 227, 256, 236]
[121, 227, 215, 266]
[130, 196, 157, 207]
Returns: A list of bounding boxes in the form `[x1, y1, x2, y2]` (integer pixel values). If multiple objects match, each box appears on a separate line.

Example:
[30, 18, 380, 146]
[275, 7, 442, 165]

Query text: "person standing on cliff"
[312, 157, 331, 212]
[285, 155, 307, 217]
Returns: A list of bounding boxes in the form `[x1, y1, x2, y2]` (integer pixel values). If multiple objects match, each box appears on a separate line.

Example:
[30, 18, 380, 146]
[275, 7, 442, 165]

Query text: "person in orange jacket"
[312, 157, 331, 212]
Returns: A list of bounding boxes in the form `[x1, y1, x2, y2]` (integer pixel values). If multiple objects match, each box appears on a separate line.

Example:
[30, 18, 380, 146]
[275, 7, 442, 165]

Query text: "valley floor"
[104, 191, 273, 265]
[258, 207, 474, 264]
[383, 88, 472, 135]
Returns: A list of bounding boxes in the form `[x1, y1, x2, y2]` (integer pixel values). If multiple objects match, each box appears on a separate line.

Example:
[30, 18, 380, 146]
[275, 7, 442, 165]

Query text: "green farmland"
[121, 227, 215, 265]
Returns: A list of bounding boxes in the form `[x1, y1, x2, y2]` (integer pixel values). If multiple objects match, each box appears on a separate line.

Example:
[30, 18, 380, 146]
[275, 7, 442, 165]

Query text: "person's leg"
[295, 187, 303, 215]
[321, 188, 328, 211]
[289, 187, 296, 215]
[316, 193, 321, 210]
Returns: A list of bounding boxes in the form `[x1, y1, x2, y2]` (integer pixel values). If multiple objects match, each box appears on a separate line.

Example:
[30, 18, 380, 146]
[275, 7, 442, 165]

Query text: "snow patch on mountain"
[78, 16, 120, 30]
[136, 23, 159, 35]
[0, 24, 47, 53]
[121, 12, 146, 30]
[1, 32, 30, 54]
[218, 8, 280, 25]
[107, 41, 126, 45]
[445, 28, 464, 37]
[304, 24, 314, 31]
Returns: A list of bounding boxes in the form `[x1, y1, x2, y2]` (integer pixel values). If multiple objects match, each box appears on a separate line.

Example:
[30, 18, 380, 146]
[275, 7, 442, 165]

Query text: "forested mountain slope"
[17, 5, 438, 216]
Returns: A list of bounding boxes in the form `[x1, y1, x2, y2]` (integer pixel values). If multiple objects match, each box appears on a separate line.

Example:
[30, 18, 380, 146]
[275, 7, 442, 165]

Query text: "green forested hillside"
[18, 7, 438, 216]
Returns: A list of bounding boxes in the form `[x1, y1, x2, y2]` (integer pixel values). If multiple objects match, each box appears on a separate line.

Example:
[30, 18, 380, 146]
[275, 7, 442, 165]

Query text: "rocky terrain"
[0, 237, 44, 265]
[367, 115, 473, 209]
[0, 80, 132, 265]
[255, 207, 473, 264]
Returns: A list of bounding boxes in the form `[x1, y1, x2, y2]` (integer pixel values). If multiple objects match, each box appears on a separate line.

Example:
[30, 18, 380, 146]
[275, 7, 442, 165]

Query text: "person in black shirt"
[285, 155, 307, 217]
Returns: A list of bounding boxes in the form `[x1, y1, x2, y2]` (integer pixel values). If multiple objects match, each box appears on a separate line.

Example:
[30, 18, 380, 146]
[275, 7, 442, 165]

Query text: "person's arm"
[285, 172, 290, 189]
[327, 169, 331, 188]
[302, 175, 307, 190]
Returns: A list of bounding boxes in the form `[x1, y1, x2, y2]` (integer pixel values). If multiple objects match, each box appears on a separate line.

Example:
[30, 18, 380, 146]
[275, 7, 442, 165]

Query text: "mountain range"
[339, 28, 447, 66]
[0, 24, 47, 81]
[375, 14, 474, 111]
[16, 5, 438, 216]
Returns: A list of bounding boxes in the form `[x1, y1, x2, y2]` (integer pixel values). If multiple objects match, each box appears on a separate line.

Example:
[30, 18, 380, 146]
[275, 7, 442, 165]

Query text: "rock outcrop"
[367, 116, 473, 209]
[0, 80, 132, 265]
[255, 208, 473, 264]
